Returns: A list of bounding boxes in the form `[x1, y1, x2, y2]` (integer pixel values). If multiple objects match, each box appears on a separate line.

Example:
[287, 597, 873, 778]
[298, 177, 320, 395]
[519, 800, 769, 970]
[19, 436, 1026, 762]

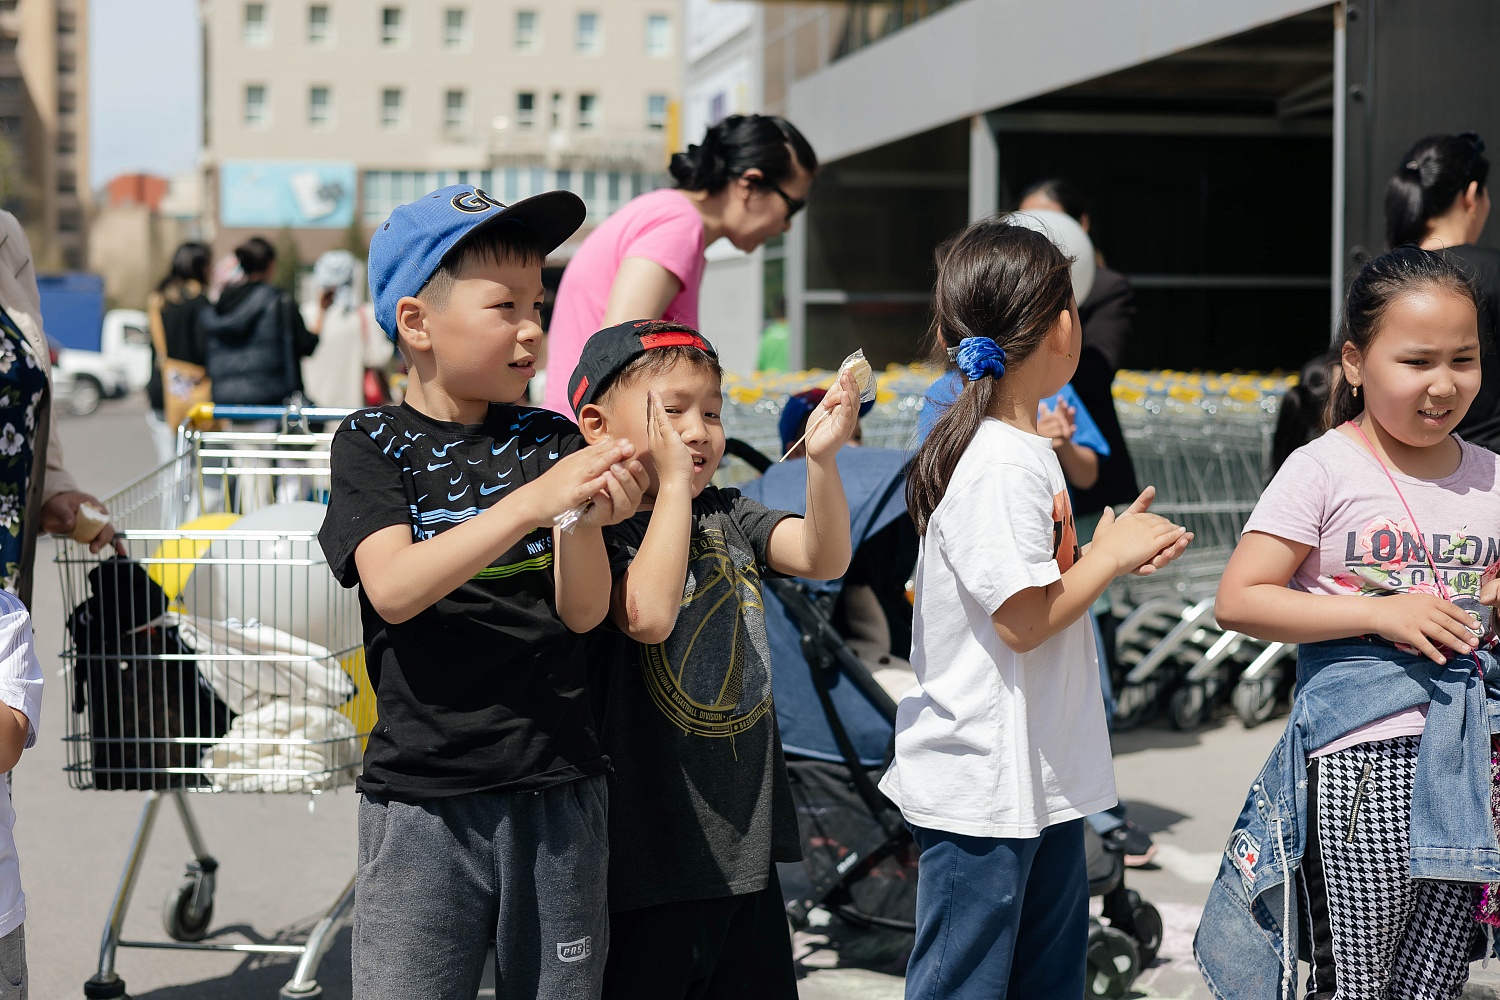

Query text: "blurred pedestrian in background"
[198, 236, 317, 406]
[1386, 131, 1500, 450]
[545, 114, 817, 414]
[1017, 178, 1140, 539]
[300, 250, 392, 409]
[758, 296, 791, 373]
[145, 241, 212, 462]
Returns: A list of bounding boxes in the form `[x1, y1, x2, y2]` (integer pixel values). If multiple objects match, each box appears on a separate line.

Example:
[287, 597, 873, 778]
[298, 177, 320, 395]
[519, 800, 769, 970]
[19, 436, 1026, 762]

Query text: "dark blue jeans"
[906, 819, 1088, 1000]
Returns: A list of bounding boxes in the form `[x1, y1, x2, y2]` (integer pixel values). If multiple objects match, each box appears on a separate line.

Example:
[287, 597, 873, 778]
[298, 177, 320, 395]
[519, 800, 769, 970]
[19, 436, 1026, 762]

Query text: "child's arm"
[356, 438, 635, 624]
[766, 372, 859, 580]
[610, 392, 696, 644]
[1038, 397, 1099, 489]
[0, 597, 40, 773]
[553, 458, 651, 633]
[1217, 531, 1479, 664]
[992, 506, 1187, 653]
[0, 708, 27, 775]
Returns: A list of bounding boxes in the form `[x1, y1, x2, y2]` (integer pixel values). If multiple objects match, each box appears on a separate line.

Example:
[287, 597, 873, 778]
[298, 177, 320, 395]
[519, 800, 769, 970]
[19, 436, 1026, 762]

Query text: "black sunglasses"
[760, 179, 806, 220]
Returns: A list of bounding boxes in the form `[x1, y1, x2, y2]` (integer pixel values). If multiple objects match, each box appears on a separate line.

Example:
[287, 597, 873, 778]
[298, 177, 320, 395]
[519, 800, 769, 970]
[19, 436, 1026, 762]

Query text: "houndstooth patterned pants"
[1302, 735, 1475, 1000]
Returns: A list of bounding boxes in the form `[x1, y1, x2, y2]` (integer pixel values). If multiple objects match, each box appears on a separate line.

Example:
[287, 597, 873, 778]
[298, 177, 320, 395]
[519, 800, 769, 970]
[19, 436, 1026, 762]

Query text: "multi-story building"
[200, 0, 680, 263]
[2, 0, 89, 270]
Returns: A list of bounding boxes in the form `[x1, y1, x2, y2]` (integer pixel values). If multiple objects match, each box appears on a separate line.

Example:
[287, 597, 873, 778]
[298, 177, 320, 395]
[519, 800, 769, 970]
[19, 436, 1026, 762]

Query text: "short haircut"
[593, 321, 723, 409]
[235, 236, 275, 275]
[415, 222, 551, 312]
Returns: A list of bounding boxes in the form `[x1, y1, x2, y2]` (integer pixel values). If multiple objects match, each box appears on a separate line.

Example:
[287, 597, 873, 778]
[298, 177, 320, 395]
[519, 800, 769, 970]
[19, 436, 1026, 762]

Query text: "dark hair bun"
[669, 114, 818, 194]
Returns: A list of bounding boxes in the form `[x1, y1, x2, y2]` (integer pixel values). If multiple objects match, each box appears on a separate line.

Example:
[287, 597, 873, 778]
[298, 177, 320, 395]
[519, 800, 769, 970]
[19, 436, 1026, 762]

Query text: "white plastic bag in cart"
[174, 614, 355, 716]
[201, 703, 359, 793]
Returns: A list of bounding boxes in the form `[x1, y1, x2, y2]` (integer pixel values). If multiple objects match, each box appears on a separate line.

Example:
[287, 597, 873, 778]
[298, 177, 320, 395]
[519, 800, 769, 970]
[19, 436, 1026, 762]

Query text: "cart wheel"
[278, 986, 322, 1000]
[163, 867, 215, 942]
[1085, 924, 1140, 998]
[1169, 683, 1207, 731]
[1112, 681, 1157, 731]
[83, 976, 127, 999]
[1233, 677, 1279, 728]
[1126, 890, 1163, 968]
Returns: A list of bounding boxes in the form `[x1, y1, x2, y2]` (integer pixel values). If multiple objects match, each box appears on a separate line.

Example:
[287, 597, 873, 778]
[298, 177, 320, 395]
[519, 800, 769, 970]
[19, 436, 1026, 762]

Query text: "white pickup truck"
[51, 308, 154, 416]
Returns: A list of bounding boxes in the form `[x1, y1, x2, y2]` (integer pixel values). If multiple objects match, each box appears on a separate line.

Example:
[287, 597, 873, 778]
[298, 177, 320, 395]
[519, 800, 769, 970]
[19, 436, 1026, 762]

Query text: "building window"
[309, 86, 331, 126]
[550, 92, 563, 130]
[243, 3, 269, 45]
[444, 89, 467, 134]
[516, 10, 537, 51]
[443, 8, 467, 48]
[381, 87, 404, 129]
[56, 10, 77, 33]
[516, 92, 535, 128]
[645, 14, 669, 56]
[56, 131, 76, 155]
[363, 169, 496, 222]
[380, 7, 404, 46]
[244, 84, 268, 126]
[57, 50, 76, 73]
[647, 94, 667, 130]
[58, 90, 77, 114]
[58, 209, 80, 233]
[57, 170, 76, 195]
[308, 4, 331, 45]
[577, 93, 597, 131]
[576, 12, 600, 53]
[0, 2, 16, 12]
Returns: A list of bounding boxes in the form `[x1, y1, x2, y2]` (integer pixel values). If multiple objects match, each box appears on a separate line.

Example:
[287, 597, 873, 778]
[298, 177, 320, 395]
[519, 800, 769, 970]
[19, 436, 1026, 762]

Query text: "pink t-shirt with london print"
[1243, 427, 1500, 753]
[544, 189, 706, 415]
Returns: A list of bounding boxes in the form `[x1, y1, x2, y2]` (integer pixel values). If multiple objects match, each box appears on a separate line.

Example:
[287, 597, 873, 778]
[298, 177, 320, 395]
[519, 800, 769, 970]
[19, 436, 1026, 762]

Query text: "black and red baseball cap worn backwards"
[567, 319, 719, 416]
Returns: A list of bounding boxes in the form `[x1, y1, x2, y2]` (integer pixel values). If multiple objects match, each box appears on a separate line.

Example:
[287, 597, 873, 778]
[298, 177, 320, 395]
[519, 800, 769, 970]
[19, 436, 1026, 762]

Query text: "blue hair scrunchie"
[948, 337, 1006, 381]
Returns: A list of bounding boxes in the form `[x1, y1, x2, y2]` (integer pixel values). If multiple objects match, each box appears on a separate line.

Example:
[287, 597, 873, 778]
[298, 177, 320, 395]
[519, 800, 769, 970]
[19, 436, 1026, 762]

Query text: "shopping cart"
[1107, 375, 1298, 730]
[60, 405, 373, 1000]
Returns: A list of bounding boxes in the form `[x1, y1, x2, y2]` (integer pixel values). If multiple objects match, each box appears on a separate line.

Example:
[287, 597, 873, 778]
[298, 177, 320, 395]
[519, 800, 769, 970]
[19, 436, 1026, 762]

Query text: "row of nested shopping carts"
[1105, 372, 1299, 732]
[62, 405, 372, 1000]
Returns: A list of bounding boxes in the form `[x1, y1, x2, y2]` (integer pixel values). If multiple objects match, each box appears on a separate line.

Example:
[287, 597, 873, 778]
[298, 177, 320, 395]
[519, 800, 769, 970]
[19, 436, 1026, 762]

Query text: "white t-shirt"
[879, 419, 1116, 838]
[0, 590, 41, 938]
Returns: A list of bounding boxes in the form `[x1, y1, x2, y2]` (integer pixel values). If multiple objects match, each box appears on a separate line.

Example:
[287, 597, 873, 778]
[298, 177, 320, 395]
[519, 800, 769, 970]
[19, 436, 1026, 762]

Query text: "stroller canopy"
[738, 446, 911, 767]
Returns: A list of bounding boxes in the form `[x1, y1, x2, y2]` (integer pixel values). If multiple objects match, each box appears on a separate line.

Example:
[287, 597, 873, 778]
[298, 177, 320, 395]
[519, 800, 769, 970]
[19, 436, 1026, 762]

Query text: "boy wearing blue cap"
[318, 187, 649, 1000]
[569, 320, 859, 999]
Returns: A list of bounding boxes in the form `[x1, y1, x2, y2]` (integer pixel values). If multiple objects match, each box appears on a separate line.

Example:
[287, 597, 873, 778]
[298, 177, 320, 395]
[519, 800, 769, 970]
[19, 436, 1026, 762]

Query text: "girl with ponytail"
[544, 114, 817, 414]
[1383, 131, 1500, 450]
[882, 218, 1189, 998]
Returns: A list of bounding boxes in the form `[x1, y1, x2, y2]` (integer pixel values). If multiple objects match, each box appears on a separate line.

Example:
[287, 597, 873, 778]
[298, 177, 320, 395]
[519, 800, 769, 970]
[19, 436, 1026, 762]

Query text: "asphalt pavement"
[17, 397, 1500, 999]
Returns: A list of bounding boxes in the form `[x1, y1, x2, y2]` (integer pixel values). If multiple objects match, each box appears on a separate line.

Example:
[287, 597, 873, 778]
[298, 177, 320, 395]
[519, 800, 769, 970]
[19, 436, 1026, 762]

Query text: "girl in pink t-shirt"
[544, 115, 817, 414]
[1218, 245, 1500, 996]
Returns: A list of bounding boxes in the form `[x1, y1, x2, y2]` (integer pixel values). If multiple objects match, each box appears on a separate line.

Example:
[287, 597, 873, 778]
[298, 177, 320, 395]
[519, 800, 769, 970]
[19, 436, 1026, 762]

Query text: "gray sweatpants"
[354, 776, 609, 1000]
[0, 925, 26, 999]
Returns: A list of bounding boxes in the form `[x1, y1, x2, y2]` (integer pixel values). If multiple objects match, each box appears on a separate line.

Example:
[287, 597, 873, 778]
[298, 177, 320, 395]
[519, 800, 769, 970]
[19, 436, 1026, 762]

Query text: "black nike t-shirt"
[318, 402, 608, 801]
[594, 486, 803, 912]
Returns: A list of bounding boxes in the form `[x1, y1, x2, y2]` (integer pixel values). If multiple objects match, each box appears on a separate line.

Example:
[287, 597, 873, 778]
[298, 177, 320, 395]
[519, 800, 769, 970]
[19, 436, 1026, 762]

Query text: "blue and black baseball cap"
[368, 184, 586, 341]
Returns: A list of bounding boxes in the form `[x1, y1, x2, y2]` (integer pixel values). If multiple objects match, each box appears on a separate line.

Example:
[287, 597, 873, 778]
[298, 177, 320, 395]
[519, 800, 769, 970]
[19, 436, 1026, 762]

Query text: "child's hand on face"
[1090, 502, 1188, 577]
[804, 371, 860, 462]
[576, 457, 651, 529]
[1037, 399, 1076, 449]
[647, 391, 695, 491]
[524, 438, 634, 527]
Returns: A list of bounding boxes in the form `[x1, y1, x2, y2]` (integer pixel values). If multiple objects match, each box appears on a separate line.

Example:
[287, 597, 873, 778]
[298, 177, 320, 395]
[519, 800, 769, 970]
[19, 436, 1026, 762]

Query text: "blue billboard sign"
[220, 161, 357, 229]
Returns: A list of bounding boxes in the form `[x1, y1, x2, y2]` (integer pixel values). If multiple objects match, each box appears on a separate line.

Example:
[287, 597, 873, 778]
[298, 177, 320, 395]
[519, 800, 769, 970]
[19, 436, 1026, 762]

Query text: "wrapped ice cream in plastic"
[779, 348, 877, 460]
[554, 499, 592, 534]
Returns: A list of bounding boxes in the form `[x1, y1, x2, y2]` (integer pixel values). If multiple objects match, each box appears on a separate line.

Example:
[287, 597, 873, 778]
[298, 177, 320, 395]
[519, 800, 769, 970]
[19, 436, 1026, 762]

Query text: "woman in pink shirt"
[544, 114, 817, 414]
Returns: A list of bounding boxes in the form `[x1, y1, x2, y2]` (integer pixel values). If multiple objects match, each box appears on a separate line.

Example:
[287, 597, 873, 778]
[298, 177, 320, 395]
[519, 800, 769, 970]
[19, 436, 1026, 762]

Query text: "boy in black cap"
[318, 186, 649, 999]
[570, 320, 859, 998]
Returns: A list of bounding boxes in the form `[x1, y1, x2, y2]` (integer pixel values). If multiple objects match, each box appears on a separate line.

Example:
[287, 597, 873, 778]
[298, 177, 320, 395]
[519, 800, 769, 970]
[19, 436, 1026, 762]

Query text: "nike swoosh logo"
[448, 487, 470, 501]
[432, 442, 456, 457]
[479, 483, 508, 495]
[534, 434, 551, 444]
[427, 461, 452, 472]
[517, 448, 536, 461]
[467, 458, 483, 465]
[494, 468, 512, 478]
[450, 474, 463, 485]
[490, 436, 518, 455]
[548, 450, 559, 460]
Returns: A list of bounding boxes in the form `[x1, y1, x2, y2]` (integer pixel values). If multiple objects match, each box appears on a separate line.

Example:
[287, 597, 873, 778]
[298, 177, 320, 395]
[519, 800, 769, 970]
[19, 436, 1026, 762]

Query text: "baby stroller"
[732, 442, 1163, 998]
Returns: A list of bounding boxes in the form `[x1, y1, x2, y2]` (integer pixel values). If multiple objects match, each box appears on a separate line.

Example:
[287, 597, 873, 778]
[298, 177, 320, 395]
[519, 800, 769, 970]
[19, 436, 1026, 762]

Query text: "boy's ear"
[576, 403, 610, 444]
[395, 296, 432, 354]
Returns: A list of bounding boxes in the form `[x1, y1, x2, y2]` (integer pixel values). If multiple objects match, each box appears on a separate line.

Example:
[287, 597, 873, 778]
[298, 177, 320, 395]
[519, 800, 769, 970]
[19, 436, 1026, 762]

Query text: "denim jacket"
[1194, 639, 1500, 1000]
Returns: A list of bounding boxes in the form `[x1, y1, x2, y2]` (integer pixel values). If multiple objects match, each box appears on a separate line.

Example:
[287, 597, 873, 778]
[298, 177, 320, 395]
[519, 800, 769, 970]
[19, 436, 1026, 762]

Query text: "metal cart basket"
[60, 405, 372, 1000]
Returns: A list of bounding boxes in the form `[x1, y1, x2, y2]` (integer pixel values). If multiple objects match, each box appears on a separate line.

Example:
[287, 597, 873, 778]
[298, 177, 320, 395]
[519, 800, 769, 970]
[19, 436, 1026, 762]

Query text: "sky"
[89, 0, 200, 189]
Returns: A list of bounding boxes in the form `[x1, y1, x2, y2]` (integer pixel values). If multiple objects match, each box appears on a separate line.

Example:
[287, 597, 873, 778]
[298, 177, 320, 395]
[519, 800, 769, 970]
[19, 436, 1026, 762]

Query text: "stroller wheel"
[1125, 890, 1163, 968]
[1168, 683, 1207, 731]
[1086, 923, 1140, 998]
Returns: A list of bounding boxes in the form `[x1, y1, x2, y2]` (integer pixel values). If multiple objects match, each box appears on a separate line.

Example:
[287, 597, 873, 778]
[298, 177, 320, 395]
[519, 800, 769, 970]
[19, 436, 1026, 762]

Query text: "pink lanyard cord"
[1343, 420, 1451, 599]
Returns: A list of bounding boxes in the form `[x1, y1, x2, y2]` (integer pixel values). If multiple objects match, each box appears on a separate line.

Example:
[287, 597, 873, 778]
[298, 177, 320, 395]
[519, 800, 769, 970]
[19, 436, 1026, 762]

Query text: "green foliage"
[273, 225, 302, 296]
